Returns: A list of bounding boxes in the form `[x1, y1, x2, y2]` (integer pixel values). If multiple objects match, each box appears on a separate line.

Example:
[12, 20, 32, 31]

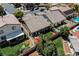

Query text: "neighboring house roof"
[1, 3, 16, 14]
[0, 17, 6, 27]
[69, 35, 79, 52]
[0, 14, 20, 27]
[49, 6, 73, 16]
[23, 13, 50, 33]
[45, 10, 66, 24]
[49, 6, 72, 12]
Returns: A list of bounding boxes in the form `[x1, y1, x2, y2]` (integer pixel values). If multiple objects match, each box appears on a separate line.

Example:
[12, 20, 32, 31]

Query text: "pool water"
[73, 26, 79, 32]
[77, 27, 79, 30]
[73, 17, 79, 22]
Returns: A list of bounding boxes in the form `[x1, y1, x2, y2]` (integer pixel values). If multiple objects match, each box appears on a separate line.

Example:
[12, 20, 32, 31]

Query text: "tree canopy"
[14, 10, 24, 18]
[42, 41, 57, 56]
[73, 4, 79, 13]
[36, 40, 57, 56]
[59, 26, 70, 37]
[0, 5, 6, 16]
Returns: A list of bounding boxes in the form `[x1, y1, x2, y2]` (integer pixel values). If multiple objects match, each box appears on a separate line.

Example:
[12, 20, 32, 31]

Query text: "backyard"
[57, 20, 79, 30]
[39, 31, 58, 41]
[38, 32, 64, 56]
[0, 40, 30, 56]
[53, 37, 65, 56]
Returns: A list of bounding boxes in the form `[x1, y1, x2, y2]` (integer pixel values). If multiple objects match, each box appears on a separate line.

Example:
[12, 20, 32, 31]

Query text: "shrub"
[0, 5, 6, 16]
[14, 10, 24, 19]
[59, 26, 70, 37]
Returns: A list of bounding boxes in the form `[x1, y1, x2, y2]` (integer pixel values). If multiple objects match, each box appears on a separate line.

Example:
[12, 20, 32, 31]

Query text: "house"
[23, 13, 51, 36]
[1, 3, 16, 14]
[44, 10, 66, 26]
[0, 14, 24, 43]
[49, 6, 73, 19]
[69, 31, 79, 55]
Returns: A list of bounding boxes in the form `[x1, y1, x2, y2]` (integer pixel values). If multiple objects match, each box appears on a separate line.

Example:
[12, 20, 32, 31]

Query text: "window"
[0, 30, 4, 34]
[12, 26, 16, 30]
[1, 36, 6, 40]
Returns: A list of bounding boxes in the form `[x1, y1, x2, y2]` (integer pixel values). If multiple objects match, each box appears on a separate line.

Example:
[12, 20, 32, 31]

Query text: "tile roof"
[49, 6, 71, 12]
[69, 35, 79, 52]
[0, 17, 6, 27]
[23, 13, 50, 33]
[49, 6, 73, 16]
[45, 10, 66, 24]
[69, 30, 79, 53]
[0, 14, 20, 27]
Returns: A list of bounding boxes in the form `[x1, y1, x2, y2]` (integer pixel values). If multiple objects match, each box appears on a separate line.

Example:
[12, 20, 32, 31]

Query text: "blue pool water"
[73, 26, 79, 32]
[73, 17, 79, 22]
[77, 27, 79, 30]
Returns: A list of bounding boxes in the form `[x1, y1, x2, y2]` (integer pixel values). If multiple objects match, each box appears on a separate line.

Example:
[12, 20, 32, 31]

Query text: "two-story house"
[0, 14, 24, 44]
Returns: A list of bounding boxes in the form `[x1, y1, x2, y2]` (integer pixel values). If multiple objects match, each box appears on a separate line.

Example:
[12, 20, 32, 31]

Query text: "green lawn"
[53, 37, 65, 56]
[72, 22, 78, 26]
[0, 42, 29, 56]
[39, 32, 53, 41]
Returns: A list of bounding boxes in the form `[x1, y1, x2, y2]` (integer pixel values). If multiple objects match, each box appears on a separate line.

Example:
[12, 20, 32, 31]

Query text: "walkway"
[21, 23, 35, 47]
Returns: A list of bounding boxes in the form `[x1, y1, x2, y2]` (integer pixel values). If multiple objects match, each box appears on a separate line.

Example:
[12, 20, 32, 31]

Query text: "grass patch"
[72, 22, 78, 26]
[53, 37, 65, 56]
[0, 42, 29, 56]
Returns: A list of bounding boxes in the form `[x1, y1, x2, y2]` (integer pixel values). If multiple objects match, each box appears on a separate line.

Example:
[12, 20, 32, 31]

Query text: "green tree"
[0, 5, 6, 16]
[59, 26, 70, 37]
[14, 11, 24, 19]
[42, 41, 57, 56]
[36, 40, 57, 56]
[73, 4, 79, 13]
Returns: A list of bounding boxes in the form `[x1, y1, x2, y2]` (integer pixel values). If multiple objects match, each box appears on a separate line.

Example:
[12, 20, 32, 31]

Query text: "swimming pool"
[73, 17, 79, 22]
[77, 27, 79, 30]
[73, 26, 79, 32]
